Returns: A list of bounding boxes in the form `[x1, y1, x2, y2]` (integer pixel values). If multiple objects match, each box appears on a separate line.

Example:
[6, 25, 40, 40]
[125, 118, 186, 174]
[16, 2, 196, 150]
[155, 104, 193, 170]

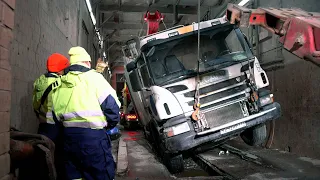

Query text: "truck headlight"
[164, 122, 190, 137]
[259, 94, 274, 107]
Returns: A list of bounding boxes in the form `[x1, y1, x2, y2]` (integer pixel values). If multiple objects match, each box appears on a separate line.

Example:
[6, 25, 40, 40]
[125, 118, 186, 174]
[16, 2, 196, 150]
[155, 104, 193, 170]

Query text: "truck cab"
[123, 17, 281, 173]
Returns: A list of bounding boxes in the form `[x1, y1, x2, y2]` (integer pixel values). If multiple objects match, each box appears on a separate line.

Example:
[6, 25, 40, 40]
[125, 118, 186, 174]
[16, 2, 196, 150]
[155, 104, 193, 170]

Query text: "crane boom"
[226, 3, 320, 65]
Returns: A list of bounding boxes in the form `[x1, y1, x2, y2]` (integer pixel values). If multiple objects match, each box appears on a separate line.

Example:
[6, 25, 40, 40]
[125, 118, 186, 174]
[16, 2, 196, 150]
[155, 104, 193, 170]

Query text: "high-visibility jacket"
[52, 64, 121, 129]
[33, 73, 60, 124]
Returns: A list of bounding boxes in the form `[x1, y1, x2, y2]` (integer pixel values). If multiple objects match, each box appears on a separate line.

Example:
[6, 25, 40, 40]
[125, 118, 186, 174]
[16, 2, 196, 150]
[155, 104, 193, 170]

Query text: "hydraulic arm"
[226, 3, 320, 65]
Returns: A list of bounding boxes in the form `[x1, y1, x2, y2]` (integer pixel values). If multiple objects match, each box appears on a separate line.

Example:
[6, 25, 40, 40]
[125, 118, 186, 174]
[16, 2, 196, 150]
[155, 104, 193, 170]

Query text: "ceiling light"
[85, 0, 92, 11]
[238, 0, 250, 6]
[90, 13, 96, 25]
[85, 0, 96, 25]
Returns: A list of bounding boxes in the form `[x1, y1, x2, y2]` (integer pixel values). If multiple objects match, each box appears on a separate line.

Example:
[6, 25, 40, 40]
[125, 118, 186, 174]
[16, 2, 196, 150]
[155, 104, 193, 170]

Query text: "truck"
[120, 83, 140, 130]
[122, 15, 281, 173]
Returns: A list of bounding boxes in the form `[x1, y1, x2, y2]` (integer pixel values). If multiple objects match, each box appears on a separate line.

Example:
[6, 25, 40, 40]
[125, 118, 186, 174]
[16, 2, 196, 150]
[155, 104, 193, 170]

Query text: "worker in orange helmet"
[32, 53, 70, 180]
[32, 53, 70, 141]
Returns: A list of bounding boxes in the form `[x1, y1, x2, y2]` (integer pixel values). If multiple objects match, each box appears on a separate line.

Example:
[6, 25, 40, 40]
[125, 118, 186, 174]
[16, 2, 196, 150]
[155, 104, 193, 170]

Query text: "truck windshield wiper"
[158, 72, 197, 86]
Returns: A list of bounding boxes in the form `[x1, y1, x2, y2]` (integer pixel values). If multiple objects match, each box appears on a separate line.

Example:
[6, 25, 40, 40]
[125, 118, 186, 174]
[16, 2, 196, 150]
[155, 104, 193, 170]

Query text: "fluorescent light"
[85, 0, 96, 25]
[97, 32, 101, 40]
[85, 0, 92, 12]
[90, 12, 96, 25]
[85, 0, 105, 49]
[238, 0, 250, 6]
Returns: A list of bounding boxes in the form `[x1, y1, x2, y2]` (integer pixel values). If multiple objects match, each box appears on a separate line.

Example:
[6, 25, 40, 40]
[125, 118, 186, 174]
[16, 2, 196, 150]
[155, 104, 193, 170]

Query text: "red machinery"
[144, 10, 164, 35]
[226, 3, 320, 65]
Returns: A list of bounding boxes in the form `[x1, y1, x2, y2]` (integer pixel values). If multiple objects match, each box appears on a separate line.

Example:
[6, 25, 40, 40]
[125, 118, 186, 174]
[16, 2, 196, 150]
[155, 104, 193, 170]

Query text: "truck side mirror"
[129, 69, 142, 92]
[126, 61, 136, 72]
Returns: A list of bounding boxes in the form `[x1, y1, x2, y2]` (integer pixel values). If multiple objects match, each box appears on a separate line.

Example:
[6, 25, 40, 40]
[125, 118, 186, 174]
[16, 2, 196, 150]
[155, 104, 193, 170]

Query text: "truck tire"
[241, 124, 267, 146]
[143, 125, 151, 141]
[149, 122, 161, 155]
[163, 153, 184, 174]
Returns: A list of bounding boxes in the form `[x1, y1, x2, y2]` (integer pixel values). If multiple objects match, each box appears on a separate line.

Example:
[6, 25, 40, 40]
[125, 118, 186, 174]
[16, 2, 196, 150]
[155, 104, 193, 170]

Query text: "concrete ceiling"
[96, 0, 233, 67]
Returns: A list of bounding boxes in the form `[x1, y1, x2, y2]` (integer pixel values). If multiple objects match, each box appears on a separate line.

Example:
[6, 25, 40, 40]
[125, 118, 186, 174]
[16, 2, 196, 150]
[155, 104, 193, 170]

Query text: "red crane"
[226, 3, 320, 65]
[144, 10, 164, 35]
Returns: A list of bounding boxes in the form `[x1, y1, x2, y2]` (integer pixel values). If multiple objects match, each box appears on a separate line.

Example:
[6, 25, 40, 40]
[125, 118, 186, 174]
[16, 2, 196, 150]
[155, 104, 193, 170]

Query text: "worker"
[32, 53, 69, 180]
[32, 53, 70, 141]
[52, 46, 121, 180]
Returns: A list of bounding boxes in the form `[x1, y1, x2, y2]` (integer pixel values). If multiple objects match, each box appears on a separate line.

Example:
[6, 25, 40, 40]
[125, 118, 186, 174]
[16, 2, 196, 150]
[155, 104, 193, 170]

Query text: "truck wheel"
[163, 153, 184, 174]
[241, 124, 267, 146]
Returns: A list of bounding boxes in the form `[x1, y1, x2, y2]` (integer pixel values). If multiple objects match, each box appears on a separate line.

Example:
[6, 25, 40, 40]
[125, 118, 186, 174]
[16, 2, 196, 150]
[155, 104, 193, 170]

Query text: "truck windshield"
[145, 26, 253, 86]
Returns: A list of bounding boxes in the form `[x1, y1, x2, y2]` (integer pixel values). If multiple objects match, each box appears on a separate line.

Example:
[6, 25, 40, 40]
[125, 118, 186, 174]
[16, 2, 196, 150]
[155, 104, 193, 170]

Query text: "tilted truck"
[122, 16, 281, 173]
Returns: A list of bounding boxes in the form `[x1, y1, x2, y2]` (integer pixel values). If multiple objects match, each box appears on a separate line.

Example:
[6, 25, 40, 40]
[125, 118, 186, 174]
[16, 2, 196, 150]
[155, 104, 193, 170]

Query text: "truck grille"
[185, 75, 248, 108]
[204, 103, 245, 128]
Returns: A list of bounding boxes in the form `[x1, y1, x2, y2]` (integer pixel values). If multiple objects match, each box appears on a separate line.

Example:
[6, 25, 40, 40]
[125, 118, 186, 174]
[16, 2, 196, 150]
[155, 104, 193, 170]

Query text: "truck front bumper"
[163, 102, 281, 153]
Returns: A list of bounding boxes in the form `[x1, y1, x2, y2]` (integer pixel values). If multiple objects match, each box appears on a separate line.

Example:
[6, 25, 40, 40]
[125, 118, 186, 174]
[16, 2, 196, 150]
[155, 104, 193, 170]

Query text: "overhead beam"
[100, 5, 197, 14]
[102, 22, 142, 30]
[101, 21, 172, 29]
[106, 42, 117, 51]
[99, 12, 116, 29]
[105, 29, 117, 39]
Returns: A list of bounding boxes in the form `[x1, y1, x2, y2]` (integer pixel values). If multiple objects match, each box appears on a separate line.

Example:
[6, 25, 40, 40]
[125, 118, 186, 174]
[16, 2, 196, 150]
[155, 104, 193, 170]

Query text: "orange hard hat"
[46, 53, 70, 73]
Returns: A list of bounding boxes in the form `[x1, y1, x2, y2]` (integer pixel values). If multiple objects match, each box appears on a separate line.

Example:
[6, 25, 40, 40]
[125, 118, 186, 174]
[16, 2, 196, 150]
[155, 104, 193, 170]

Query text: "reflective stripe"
[98, 90, 110, 104]
[38, 111, 55, 124]
[63, 120, 107, 129]
[38, 114, 55, 124]
[62, 110, 105, 120]
[46, 112, 53, 118]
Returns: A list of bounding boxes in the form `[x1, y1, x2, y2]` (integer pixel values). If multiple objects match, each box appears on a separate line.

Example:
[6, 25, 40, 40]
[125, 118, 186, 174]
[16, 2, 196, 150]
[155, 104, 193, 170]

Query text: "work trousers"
[38, 123, 65, 179]
[63, 127, 115, 180]
[38, 123, 60, 142]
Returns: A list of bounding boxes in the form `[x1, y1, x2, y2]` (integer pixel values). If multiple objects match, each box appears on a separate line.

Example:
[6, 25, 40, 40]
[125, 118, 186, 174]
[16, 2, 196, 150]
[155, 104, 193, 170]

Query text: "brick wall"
[0, 0, 14, 179]
[9, 0, 98, 133]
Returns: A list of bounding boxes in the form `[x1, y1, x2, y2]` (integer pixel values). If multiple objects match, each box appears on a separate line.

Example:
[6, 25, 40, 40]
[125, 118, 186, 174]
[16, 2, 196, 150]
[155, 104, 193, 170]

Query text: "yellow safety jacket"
[33, 73, 60, 124]
[52, 64, 121, 129]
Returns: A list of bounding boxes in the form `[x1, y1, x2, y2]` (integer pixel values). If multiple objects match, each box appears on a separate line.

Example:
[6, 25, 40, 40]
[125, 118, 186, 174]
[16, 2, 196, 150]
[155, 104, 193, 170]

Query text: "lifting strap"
[36, 81, 59, 123]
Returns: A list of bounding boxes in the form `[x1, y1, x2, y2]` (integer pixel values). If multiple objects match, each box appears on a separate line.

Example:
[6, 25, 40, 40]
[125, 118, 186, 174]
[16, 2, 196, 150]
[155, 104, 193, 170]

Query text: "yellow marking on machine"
[177, 25, 193, 35]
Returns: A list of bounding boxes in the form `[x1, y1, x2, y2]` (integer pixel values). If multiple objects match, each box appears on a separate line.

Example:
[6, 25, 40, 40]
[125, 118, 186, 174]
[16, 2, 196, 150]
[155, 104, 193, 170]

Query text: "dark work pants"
[63, 127, 115, 180]
[38, 123, 59, 142]
[38, 123, 65, 180]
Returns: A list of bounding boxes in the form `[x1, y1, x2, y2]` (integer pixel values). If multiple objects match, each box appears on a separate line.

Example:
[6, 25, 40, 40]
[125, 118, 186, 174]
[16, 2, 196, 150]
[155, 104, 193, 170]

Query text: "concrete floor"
[114, 129, 214, 180]
[117, 130, 173, 180]
[113, 130, 320, 180]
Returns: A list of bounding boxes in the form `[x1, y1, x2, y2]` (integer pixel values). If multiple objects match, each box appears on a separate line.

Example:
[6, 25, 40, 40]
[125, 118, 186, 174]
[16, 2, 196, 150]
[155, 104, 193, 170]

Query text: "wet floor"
[114, 129, 320, 180]
[175, 158, 209, 178]
[122, 130, 173, 179]
[117, 130, 210, 180]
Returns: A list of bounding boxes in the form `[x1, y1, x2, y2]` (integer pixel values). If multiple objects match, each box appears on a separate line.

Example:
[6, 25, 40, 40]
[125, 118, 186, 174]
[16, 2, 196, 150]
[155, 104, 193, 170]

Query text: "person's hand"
[95, 58, 108, 73]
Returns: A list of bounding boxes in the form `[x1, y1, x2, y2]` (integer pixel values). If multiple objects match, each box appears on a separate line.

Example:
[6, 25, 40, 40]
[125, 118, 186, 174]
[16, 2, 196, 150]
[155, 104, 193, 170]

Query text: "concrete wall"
[0, 0, 14, 179]
[9, 0, 98, 133]
[256, 0, 320, 159]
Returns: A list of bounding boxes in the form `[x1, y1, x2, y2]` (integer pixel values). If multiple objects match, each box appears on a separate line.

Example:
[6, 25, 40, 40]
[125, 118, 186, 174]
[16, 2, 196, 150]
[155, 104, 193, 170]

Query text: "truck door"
[136, 58, 157, 120]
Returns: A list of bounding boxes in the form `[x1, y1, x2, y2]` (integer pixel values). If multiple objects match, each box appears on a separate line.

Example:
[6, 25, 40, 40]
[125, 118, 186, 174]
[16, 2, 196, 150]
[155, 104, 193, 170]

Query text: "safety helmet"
[46, 53, 70, 73]
[68, 46, 91, 64]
